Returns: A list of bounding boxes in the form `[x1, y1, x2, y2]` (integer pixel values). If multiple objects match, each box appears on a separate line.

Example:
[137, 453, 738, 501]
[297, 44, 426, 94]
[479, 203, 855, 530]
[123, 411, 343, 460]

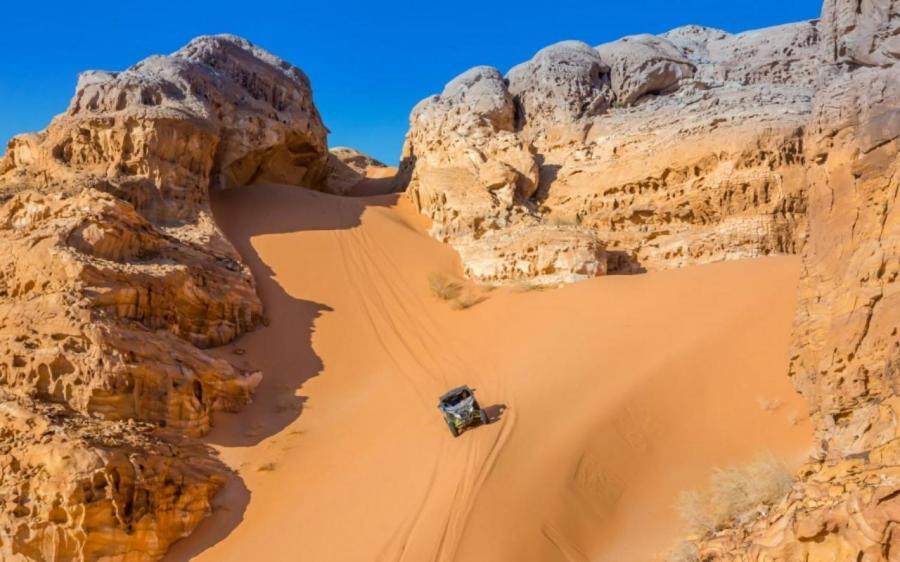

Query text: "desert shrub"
[511, 280, 548, 292]
[677, 452, 793, 534]
[676, 489, 716, 534]
[666, 541, 699, 562]
[451, 291, 486, 310]
[257, 462, 277, 472]
[428, 272, 462, 301]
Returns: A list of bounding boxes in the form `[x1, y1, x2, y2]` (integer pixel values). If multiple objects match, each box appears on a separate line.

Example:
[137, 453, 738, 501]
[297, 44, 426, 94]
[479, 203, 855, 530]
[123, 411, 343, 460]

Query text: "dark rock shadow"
[163, 463, 249, 562]
[606, 250, 647, 275]
[204, 184, 398, 448]
[164, 184, 397, 558]
[533, 163, 562, 203]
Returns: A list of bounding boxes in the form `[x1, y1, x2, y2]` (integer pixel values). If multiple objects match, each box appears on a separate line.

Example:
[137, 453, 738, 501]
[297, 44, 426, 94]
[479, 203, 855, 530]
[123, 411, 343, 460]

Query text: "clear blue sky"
[1, 0, 822, 165]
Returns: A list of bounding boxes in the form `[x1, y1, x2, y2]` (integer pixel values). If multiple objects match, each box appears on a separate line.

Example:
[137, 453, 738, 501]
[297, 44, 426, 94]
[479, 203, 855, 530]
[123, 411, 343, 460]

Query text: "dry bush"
[666, 541, 699, 562]
[451, 291, 487, 310]
[511, 280, 548, 293]
[257, 462, 277, 472]
[677, 489, 716, 534]
[677, 452, 793, 534]
[428, 272, 462, 301]
[429, 273, 489, 310]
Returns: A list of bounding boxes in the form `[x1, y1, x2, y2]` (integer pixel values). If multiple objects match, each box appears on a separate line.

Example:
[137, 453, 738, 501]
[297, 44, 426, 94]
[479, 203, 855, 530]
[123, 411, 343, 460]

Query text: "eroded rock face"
[401, 20, 817, 282]
[0, 34, 329, 223]
[0, 190, 261, 435]
[0, 394, 224, 562]
[455, 225, 607, 285]
[692, 0, 900, 558]
[595, 34, 695, 106]
[506, 41, 613, 146]
[0, 34, 323, 560]
[663, 21, 820, 88]
[401, 65, 605, 285]
[326, 146, 390, 194]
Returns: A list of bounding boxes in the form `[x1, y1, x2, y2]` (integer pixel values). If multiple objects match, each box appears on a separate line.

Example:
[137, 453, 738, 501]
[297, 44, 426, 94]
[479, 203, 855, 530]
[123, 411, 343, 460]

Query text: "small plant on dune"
[512, 280, 548, 293]
[666, 541, 700, 562]
[451, 290, 487, 310]
[257, 462, 277, 472]
[428, 272, 462, 301]
[676, 489, 716, 534]
[677, 451, 794, 535]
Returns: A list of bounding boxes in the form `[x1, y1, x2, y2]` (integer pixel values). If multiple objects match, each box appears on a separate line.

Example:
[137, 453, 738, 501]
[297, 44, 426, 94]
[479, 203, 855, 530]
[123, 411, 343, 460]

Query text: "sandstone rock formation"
[0, 189, 261, 435]
[0, 34, 328, 222]
[0, 34, 326, 560]
[401, 21, 817, 282]
[325, 146, 391, 194]
[401, 63, 606, 285]
[595, 34, 694, 107]
[0, 393, 223, 562]
[401, 4, 898, 556]
[688, 0, 900, 559]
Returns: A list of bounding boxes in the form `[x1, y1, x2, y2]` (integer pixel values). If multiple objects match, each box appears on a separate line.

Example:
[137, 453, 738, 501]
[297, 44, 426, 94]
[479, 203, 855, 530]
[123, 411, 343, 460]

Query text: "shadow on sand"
[163, 467, 250, 562]
[484, 403, 508, 424]
[163, 184, 397, 560]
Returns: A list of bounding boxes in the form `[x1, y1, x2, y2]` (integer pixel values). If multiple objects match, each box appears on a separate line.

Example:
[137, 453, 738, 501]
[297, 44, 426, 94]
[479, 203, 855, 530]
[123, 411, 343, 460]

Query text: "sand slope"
[164, 184, 810, 562]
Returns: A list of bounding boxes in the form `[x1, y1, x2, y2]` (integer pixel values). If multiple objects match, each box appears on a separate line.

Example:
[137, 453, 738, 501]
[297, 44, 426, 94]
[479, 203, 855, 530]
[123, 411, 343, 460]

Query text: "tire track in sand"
[332, 197, 515, 561]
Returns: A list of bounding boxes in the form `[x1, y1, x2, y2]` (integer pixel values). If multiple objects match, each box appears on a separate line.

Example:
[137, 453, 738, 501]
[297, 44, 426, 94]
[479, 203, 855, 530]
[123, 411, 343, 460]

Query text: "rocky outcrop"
[401, 21, 817, 282]
[506, 41, 613, 145]
[401, 64, 605, 285]
[325, 146, 391, 194]
[662, 21, 820, 88]
[0, 34, 324, 560]
[0, 394, 224, 562]
[595, 34, 695, 107]
[0, 189, 261, 435]
[0, 34, 329, 223]
[691, 0, 900, 559]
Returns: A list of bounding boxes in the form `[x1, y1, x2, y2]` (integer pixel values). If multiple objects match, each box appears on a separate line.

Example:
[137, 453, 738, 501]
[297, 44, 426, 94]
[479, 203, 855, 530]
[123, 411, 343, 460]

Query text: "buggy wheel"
[479, 409, 489, 425]
[446, 420, 459, 437]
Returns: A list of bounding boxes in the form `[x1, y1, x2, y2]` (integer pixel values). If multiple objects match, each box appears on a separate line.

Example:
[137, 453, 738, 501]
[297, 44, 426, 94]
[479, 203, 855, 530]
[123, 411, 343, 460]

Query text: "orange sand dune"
[164, 184, 810, 562]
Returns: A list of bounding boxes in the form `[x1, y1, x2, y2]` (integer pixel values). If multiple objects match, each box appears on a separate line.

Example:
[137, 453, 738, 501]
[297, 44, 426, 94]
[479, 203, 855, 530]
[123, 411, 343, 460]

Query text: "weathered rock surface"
[0, 189, 261, 435]
[0, 34, 329, 223]
[401, 19, 817, 282]
[401, 64, 605, 285]
[506, 41, 613, 145]
[0, 34, 324, 560]
[0, 394, 224, 562]
[691, 0, 900, 559]
[325, 146, 391, 194]
[595, 34, 695, 106]
[663, 21, 820, 88]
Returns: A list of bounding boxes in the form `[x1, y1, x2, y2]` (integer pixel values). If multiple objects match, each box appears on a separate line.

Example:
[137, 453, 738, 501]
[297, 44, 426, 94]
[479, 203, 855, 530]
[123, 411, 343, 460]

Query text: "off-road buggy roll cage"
[437, 385, 489, 437]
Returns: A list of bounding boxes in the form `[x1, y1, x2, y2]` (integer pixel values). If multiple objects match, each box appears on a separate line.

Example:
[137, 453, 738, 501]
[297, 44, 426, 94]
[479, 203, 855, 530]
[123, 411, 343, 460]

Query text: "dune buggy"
[438, 385, 489, 437]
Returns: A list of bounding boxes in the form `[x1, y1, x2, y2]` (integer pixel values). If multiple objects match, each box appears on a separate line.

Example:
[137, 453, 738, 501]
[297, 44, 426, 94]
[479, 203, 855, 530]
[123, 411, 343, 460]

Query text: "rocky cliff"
[401, 21, 818, 282]
[693, 0, 900, 559]
[402, 1, 898, 557]
[0, 35, 328, 560]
